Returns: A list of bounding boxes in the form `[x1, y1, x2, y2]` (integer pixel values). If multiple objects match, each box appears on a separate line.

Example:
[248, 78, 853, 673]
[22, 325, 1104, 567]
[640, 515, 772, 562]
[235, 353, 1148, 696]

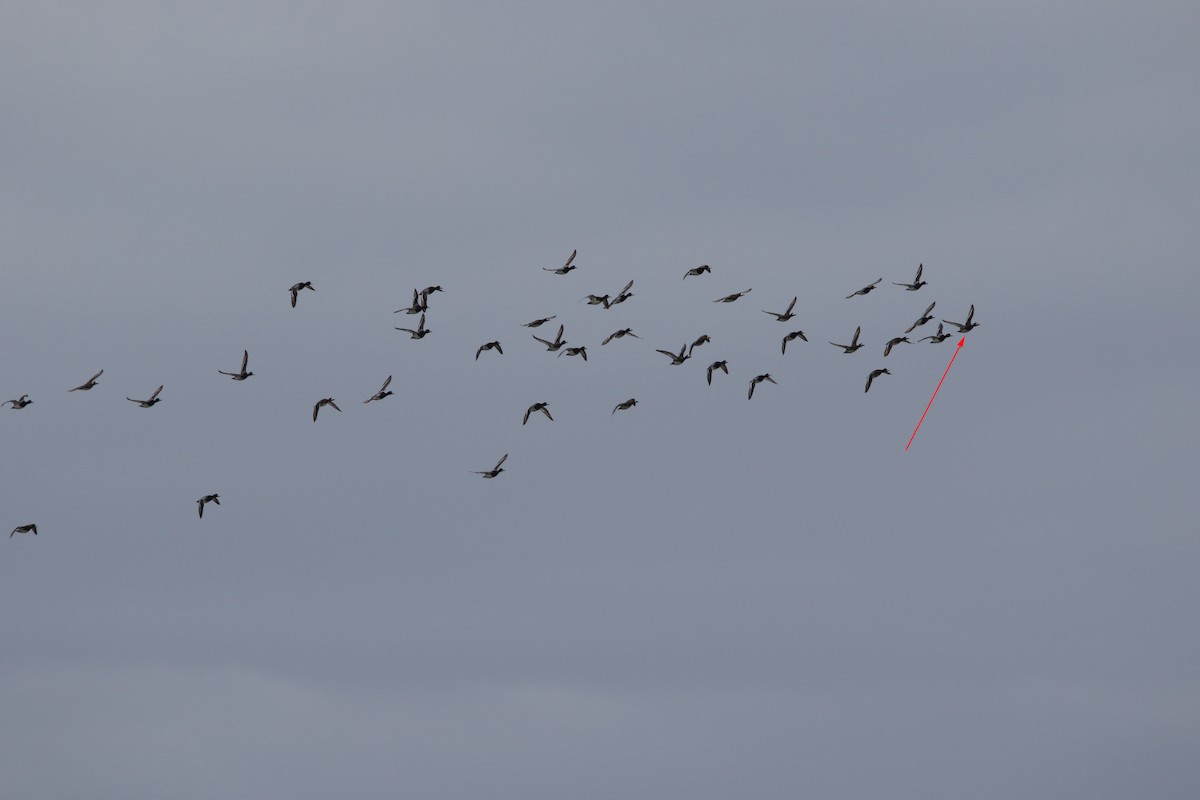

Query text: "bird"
[218, 350, 254, 380]
[781, 330, 808, 354]
[706, 360, 729, 385]
[126, 386, 163, 407]
[473, 453, 507, 478]
[559, 346, 588, 361]
[4, 394, 33, 409]
[845, 279, 882, 299]
[395, 289, 426, 315]
[748, 373, 777, 399]
[893, 264, 927, 291]
[543, 249, 577, 274]
[289, 281, 315, 307]
[420, 286, 444, 307]
[714, 289, 752, 303]
[363, 376, 393, 403]
[601, 328, 641, 345]
[865, 368, 891, 393]
[905, 301, 937, 333]
[523, 402, 553, 425]
[523, 315, 556, 328]
[883, 336, 911, 357]
[688, 335, 711, 357]
[395, 313, 430, 339]
[313, 397, 341, 421]
[610, 279, 634, 305]
[197, 494, 220, 518]
[10, 524, 37, 538]
[532, 324, 567, 352]
[656, 344, 690, 365]
[763, 296, 798, 321]
[683, 265, 712, 279]
[920, 323, 952, 343]
[943, 304, 981, 332]
[475, 341, 503, 360]
[829, 326, 865, 353]
[612, 398, 638, 414]
[69, 369, 103, 392]
[581, 293, 611, 308]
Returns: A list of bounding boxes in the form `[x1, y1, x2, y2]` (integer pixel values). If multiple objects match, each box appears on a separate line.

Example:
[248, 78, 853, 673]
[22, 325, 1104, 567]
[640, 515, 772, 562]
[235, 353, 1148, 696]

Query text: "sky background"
[2, 2, 1198, 797]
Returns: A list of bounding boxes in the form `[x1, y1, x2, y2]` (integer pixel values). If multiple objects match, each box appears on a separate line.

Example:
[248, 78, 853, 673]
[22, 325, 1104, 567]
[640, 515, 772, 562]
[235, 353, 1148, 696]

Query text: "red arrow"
[905, 337, 965, 451]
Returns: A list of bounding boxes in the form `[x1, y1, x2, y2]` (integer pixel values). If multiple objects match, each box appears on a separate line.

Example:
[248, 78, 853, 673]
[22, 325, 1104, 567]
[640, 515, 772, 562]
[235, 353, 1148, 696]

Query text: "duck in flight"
[706, 360, 729, 385]
[313, 397, 341, 421]
[748, 373, 777, 400]
[683, 265, 712, 279]
[920, 323, 952, 343]
[581, 293, 611, 308]
[126, 386, 163, 408]
[523, 315, 556, 328]
[883, 336, 911, 357]
[656, 344, 690, 365]
[219, 350, 254, 380]
[610, 279, 634, 306]
[289, 281, 315, 308]
[523, 402, 553, 425]
[532, 324, 567, 352]
[829, 326, 865, 353]
[781, 330, 808, 354]
[865, 368, 891, 393]
[845, 279, 882, 299]
[688, 335, 711, 357]
[473, 453, 508, 478]
[943, 304, 981, 332]
[4, 394, 33, 409]
[10, 524, 37, 538]
[612, 398, 638, 415]
[197, 494, 220, 518]
[601, 328, 640, 345]
[395, 289, 426, 315]
[905, 301, 936, 333]
[559, 346, 588, 361]
[69, 370, 103, 392]
[714, 289, 752, 303]
[894, 264, 927, 291]
[543, 250, 577, 274]
[763, 296, 798, 321]
[395, 313, 431, 339]
[475, 341, 503, 360]
[363, 376, 393, 403]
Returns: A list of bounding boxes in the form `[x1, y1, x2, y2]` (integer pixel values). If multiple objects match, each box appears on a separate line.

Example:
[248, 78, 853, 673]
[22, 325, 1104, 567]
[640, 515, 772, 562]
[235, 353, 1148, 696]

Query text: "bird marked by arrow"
[905, 338, 965, 451]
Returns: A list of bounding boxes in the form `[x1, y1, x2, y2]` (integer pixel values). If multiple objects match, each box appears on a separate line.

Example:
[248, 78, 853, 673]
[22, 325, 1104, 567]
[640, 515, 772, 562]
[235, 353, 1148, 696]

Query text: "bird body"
[748, 373, 777, 400]
[763, 296, 798, 321]
[475, 341, 503, 360]
[656, 344, 690, 365]
[829, 326, 864, 353]
[943, 304, 981, 332]
[883, 336, 911, 357]
[69, 370, 104, 391]
[906, 301, 936, 333]
[523, 402, 553, 425]
[197, 494, 220, 518]
[865, 368, 891, 393]
[613, 398, 638, 414]
[893, 264, 927, 291]
[683, 265, 711, 279]
[4, 394, 33, 409]
[714, 289, 752, 303]
[532, 324, 567, 351]
[364, 376, 393, 403]
[782, 330, 808, 353]
[688, 335, 710, 357]
[313, 398, 341, 421]
[473, 453, 508, 478]
[920, 323, 952, 343]
[218, 350, 254, 380]
[395, 313, 430, 339]
[10, 524, 37, 537]
[523, 316, 556, 328]
[126, 386, 163, 407]
[559, 346, 588, 361]
[289, 281, 315, 307]
[845, 279, 882, 299]
[543, 250, 577, 274]
[601, 328, 640, 345]
[706, 360, 729, 385]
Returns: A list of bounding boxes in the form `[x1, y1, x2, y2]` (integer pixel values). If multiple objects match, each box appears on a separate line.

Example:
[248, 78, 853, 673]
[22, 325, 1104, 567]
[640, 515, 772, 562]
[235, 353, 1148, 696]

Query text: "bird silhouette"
[69, 370, 103, 392]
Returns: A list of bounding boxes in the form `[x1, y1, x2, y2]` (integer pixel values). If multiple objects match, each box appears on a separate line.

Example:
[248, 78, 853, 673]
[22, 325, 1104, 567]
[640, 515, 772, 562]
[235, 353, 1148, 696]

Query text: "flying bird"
[845, 279, 882, 299]
[688, 335, 711, 357]
[126, 386, 163, 408]
[363, 376, 394, 403]
[475, 341, 503, 360]
[883, 336, 911, 357]
[763, 296, 798, 321]
[4, 394, 33, 409]
[610, 279, 634, 305]
[706, 360, 729, 385]
[612, 398, 638, 414]
[532, 324, 567, 352]
[943, 304, 981, 332]
[656, 344, 690, 365]
[197, 494, 220, 518]
[543, 249, 577, 274]
[395, 289, 426, 315]
[905, 301, 937, 333]
[218, 350, 254, 380]
[893, 264, 927, 291]
[581, 293, 611, 308]
[748, 373, 777, 400]
[473, 453, 508, 478]
[69, 370, 104, 392]
[714, 289, 752, 303]
[559, 346, 588, 361]
[523, 315, 557, 328]
[289, 281, 315, 307]
[920, 323, 952, 343]
[420, 286, 444, 307]
[313, 397, 341, 421]
[395, 313, 430, 339]
[10, 524, 37, 538]
[865, 368, 891, 393]
[781, 330, 808, 354]
[523, 402, 553, 425]
[683, 265, 712, 279]
[829, 326, 865, 353]
[601, 328, 641, 345]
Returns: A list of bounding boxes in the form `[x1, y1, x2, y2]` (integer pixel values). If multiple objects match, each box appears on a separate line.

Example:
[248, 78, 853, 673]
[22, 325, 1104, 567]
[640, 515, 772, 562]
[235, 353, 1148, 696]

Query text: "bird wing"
[923, 301, 935, 316]
[149, 386, 163, 401]
[313, 402, 321, 421]
[495, 453, 508, 469]
[523, 406, 532, 425]
[602, 332, 615, 345]
[542, 406, 553, 420]
[475, 345, 484, 360]
[852, 326, 861, 344]
[564, 250, 576, 268]
[915, 264, 923, 281]
[290, 289, 298, 307]
[786, 296, 796, 314]
[494, 343, 503, 354]
[532, 334, 552, 347]
[748, 381, 755, 400]
[617, 279, 633, 296]
[198, 500, 204, 518]
[328, 401, 341, 413]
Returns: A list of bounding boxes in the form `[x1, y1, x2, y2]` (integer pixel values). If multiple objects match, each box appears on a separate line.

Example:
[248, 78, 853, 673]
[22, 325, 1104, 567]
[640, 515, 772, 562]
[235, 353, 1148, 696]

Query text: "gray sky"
[2, 2, 1198, 798]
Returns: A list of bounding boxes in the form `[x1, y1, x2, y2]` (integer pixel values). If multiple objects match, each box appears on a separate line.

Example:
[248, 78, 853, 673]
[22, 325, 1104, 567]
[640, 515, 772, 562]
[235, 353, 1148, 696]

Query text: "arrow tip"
[957, 337, 965, 347]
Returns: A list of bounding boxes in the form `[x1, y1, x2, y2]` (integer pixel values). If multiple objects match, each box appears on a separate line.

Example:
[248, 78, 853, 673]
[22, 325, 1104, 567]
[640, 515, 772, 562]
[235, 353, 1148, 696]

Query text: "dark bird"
[865, 368, 891, 393]
[581, 293, 611, 308]
[706, 360, 729, 385]
[781, 330, 808, 354]
[473, 453, 508, 478]
[559, 346, 588, 361]
[197, 494, 220, 518]
[883, 336, 911, 357]
[943, 304, 981, 332]
[126, 386, 163, 408]
[829, 326, 865, 353]
[543, 249, 577, 274]
[420, 286, 444, 307]
[612, 398, 638, 414]
[313, 397, 341, 421]
[683, 265, 712, 279]
[714, 288, 752, 303]
[395, 313, 430, 339]
[748, 373, 777, 400]
[601, 328, 641, 345]
[395, 289, 426, 315]
[688, 335, 711, 357]
[845, 279, 882, 299]
[763, 296, 798, 321]
[523, 315, 557, 328]
[289, 281, 315, 307]
[610, 279, 634, 305]
[523, 402, 553, 425]
[69, 369, 104, 392]
[10, 524, 37, 538]
[475, 341, 503, 360]
[4, 394, 33, 409]
[894, 264, 927, 291]
[363, 376, 393, 403]
[905, 301, 937, 333]
[532, 324, 567, 352]
[920, 323, 952, 343]
[218, 350, 254, 380]
[656, 344, 690, 365]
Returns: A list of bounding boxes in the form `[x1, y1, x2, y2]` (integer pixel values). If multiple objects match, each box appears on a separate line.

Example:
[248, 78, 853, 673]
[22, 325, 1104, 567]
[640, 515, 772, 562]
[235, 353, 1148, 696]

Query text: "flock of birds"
[7, 256, 979, 535]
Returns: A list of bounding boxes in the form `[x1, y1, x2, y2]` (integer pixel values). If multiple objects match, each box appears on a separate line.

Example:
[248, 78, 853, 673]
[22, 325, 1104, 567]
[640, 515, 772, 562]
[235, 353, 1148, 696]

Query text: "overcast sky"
[2, 2, 1198, 798]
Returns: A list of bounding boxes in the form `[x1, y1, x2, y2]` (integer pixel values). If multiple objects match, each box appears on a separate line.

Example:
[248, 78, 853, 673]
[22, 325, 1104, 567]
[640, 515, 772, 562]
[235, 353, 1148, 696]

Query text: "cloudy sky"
[2, 2, 1197, 797]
